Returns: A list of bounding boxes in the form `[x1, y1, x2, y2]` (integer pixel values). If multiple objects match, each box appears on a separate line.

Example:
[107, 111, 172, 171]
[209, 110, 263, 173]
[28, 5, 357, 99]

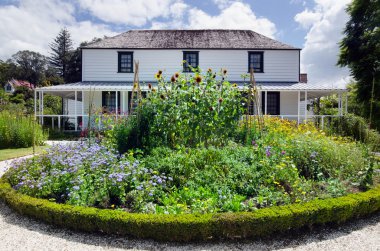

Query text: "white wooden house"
[35, 29, 346, 130]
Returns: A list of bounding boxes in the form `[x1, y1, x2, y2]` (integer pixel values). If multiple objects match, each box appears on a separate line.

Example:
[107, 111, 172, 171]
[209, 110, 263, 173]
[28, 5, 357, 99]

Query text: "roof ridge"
[82, 29, 300, 50]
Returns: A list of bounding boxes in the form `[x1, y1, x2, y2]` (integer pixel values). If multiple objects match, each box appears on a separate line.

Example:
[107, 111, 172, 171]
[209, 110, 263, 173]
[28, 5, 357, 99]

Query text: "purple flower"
[310, 151, 318, 159]
[281, 150, 286, 155]
[265, 146, 272, 157]
[148, 192, 153, 196]
[73, 186, 80, 191]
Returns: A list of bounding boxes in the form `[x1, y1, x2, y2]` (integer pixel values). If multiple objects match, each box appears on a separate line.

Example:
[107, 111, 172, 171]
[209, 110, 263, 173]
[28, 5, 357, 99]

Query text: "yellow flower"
[111, 204, 115, 208]
[194, 75, 202, 83]
[232, 83, 238, 88]
[154, 73, 161, 80]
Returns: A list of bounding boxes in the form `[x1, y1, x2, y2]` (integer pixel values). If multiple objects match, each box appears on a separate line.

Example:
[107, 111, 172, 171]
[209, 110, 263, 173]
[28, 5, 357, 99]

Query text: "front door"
[262, 92, 280, 115]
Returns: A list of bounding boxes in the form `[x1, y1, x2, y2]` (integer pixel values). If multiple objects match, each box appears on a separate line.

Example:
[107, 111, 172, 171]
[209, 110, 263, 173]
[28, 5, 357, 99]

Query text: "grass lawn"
[0, 146, 47, 161]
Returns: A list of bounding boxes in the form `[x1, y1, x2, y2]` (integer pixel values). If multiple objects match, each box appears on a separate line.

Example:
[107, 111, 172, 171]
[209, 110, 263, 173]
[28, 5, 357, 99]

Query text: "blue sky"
[0, 0, 351, 85]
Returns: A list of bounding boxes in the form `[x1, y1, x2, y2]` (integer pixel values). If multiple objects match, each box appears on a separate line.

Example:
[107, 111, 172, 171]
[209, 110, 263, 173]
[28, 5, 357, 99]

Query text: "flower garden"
[1, 68, 379, 240]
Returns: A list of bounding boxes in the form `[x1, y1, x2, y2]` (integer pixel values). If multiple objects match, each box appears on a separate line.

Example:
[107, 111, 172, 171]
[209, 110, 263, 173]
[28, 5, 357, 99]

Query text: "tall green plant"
[142, 68, 243, 148]
[0, 111, 46, 149]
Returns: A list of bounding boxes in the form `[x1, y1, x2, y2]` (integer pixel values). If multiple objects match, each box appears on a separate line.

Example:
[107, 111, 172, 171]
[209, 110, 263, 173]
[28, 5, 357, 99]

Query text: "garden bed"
[1, 69, 379, 241]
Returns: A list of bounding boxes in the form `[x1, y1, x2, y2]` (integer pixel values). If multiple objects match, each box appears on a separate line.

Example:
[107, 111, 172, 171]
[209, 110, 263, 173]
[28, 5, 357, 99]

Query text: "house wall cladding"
[82, 49, 300, 83]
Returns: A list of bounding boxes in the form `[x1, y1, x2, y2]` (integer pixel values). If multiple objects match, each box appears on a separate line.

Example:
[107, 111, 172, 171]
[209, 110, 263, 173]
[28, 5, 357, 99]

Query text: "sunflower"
[195, 75, 202, 83]
[152, 88, 156, 92]
[148, 83, 152, 89]
[160, 94, 165, 100]
[155, 73, 161, 80]
[223, 69, 227, 75]
[133, 82, 138, 89]
[207, 68, 212, 73]
[174, 72, 179, 78]
[209, 106, 214, 111]
[212, 74, 216, 79]
[158, 70, 163, 75]
[218, 97, 223, 103]
[232, 83, 238, 88]
[171, 75, 176, 82]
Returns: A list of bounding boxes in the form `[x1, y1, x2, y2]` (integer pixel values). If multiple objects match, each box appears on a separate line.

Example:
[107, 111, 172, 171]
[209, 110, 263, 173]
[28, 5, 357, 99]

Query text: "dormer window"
[183, 51, 199, 72]
[248, 51, 264, 73]
[118, 52, 133, 73]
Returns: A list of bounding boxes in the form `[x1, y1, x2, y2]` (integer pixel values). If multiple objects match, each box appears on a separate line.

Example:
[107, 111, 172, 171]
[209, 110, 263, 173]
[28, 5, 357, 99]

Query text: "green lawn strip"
[0, 146, 47, 161]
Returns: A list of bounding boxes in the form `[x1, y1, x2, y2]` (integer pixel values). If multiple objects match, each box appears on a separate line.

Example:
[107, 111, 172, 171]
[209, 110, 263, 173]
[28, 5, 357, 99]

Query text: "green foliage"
[6, 126, 377, 214]
[10, 50, 47, 86]
[326, 113, 380, 151]
[239, 117, 375, 186]
[0, 111, 46, 149]
[49, 28, 74, 82]
[338, 0, 380, 129]
[115, 68, 243, 151]
[0, 178, 379, 241]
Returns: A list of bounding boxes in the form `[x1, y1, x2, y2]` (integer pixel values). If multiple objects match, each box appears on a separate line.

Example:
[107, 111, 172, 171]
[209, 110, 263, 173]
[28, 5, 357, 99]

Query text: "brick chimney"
[300, 73, 308, 83]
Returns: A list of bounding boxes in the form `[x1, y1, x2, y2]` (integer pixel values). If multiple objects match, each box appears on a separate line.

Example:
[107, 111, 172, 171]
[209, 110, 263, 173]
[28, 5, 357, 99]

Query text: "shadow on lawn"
[0, 200, 379, 250]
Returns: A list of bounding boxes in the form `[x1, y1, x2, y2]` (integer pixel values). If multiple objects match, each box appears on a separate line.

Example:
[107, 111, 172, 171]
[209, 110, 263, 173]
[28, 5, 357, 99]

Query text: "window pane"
[183, 52, 198, 71]
[119, 53, 133, 72]
[249, 52, 263, 72]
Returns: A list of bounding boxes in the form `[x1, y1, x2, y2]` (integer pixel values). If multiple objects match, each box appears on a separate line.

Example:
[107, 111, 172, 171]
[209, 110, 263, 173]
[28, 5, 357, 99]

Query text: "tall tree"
[338, 0, 380, 128]
[10, 50, 47, 87]
[49, 27, 73, 83]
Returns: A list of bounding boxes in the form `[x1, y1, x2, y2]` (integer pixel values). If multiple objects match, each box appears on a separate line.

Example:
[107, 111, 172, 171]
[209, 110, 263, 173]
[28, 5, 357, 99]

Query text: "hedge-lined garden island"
[1, 69, 379, 241]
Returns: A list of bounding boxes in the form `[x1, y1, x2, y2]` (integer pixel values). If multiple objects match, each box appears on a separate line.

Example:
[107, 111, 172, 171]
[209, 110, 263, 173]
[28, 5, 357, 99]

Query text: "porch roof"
[36, 81, 346, 93]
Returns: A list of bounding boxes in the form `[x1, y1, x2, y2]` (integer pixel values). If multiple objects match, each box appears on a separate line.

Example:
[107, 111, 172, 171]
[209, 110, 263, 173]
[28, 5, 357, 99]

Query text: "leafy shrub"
[112, 106, 156, 153]
[239, 117, 375, 185]
[6, 136, 377, 214]
[1, 178, 379, 241]
[0, 111, 46, 149]
[114, 68, 243, 152]
[325, 113, 380, 151]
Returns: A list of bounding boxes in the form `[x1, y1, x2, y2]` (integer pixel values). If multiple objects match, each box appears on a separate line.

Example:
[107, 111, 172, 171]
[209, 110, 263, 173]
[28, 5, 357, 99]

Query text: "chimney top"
[300, 73, 308, 83]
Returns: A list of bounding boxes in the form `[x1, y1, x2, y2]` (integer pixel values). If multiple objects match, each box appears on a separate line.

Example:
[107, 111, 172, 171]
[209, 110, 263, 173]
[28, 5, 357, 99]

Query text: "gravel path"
[0, 157, 379, 250]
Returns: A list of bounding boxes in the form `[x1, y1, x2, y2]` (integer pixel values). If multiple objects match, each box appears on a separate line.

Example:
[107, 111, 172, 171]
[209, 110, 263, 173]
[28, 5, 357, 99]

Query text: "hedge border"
[0, 177, 379, 242]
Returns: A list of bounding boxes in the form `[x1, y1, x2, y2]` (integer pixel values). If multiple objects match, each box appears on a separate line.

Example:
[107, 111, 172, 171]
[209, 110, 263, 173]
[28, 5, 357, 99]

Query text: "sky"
[0, 0, 352, 86]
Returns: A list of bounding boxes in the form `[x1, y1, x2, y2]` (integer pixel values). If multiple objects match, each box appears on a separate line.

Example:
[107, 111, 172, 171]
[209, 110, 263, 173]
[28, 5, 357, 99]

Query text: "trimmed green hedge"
[0, 177, 379, 241]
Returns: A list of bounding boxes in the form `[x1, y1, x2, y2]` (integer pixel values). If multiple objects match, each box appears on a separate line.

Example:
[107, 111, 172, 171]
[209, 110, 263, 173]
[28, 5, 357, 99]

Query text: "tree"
[0, 60, 19, 87]
[338, 0, 380, 128]
[10, 50, 47, 87]
[66, 46, 82, 83]
[49, 27, 73, 82]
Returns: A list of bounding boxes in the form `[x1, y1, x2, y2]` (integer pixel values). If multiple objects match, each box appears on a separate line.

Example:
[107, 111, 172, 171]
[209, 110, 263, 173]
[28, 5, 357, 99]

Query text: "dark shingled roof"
[83, 30, 300, 50]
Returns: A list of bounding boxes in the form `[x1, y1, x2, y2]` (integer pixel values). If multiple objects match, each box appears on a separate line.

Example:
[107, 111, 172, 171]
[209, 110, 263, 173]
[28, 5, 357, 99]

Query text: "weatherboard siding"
[82, 49, 299, 82]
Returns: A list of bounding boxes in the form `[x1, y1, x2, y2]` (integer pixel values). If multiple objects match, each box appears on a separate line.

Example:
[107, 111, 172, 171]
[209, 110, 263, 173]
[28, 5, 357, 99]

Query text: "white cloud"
[187, 2, 276, 38]
[295, 0, 351, 87]
[150, 1, 276, 39]
[0, 0, 116, 60]
[0, 0, 277, 61]
[78, 0, 179, 26]
[294, 9, 322, 29]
